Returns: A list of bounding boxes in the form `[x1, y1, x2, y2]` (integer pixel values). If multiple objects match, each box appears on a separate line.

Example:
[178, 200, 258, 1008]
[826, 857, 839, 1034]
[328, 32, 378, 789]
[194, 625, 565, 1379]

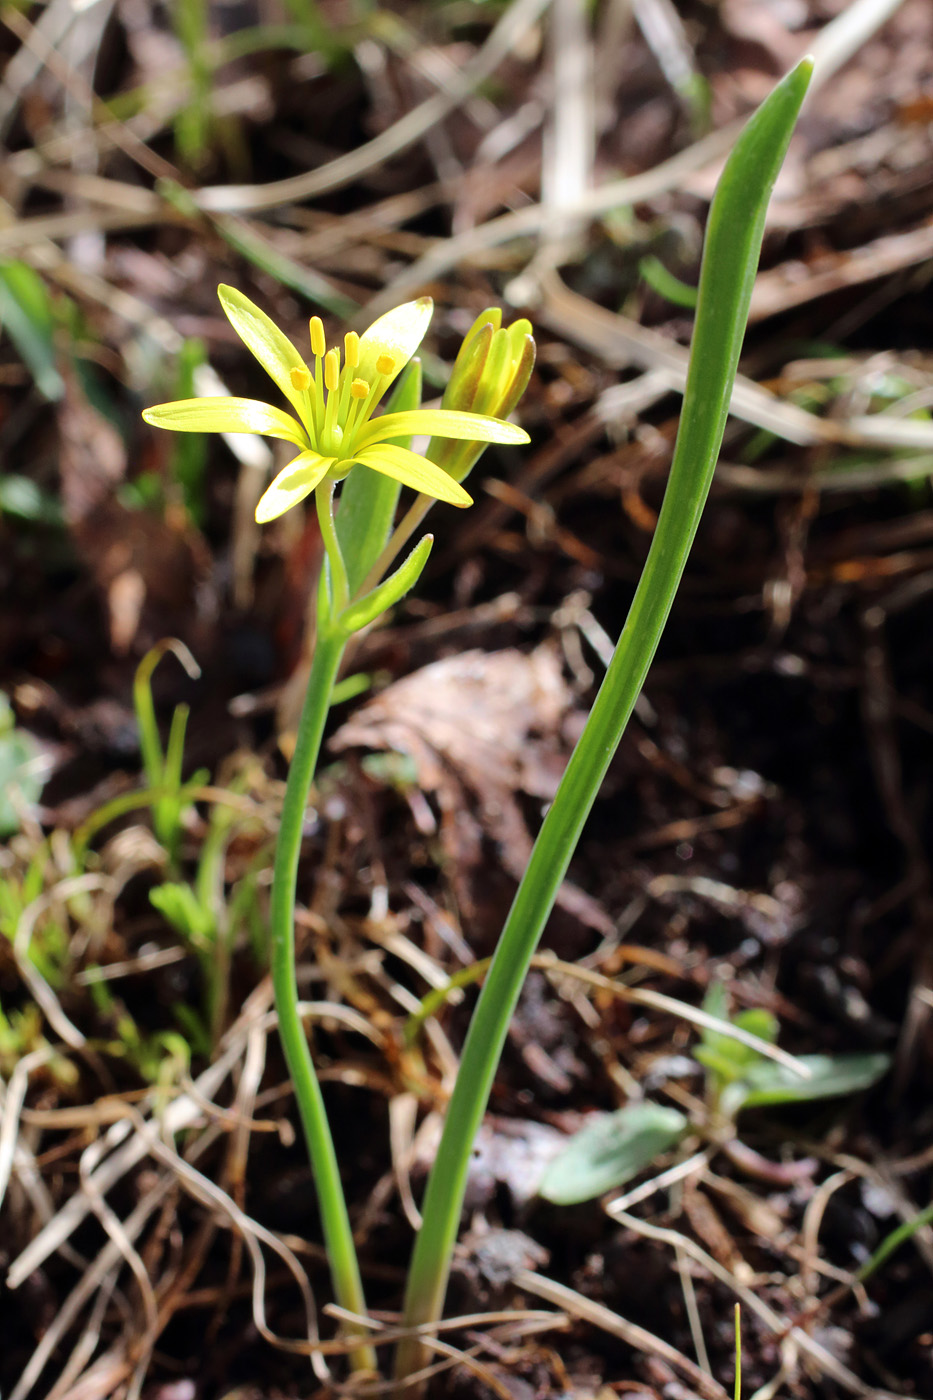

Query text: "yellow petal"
[353, 444, 472, 507]
[217, 285, 310, 420]
[143, 397, 308, 446]
[356, 298, 433, 399]
[255, 450, 336, 523]
[355, 409, 530, 453]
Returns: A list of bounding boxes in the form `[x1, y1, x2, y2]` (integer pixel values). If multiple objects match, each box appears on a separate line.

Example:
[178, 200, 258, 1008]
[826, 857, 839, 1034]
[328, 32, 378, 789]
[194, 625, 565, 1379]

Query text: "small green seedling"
[133, 640, 209, 869]
[0, 845, 69, 989]
[639, 254, 699, 310]
[172, 0, 213, 169]
[0, 691, 45, 838]
[149, 764, 260, 1043]
[538, 982, 890, 1206]
[86, 974, 193, 1087]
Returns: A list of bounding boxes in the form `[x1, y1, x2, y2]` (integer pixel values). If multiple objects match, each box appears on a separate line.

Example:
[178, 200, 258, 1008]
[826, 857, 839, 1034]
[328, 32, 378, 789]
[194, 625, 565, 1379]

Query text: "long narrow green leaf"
[396, 56, 814, 1385]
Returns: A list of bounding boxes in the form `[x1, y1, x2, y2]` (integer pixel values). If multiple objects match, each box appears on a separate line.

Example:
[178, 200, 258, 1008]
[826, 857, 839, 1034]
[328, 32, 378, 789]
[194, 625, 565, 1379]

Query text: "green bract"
[142, 287, 530, 522]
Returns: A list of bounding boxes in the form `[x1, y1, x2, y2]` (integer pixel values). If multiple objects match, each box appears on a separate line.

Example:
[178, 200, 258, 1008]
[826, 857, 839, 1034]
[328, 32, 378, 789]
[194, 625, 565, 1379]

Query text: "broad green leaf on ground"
[538, 1103, 689, 1205]
[721, 1052, 891, 1116]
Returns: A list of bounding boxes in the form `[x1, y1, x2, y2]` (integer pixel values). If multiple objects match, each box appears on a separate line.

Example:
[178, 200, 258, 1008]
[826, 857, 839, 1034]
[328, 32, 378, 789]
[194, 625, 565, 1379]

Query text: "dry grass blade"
[607, 1210, 903, 1399]
[14, 873, 114, 1049]
[365, 0, 906, 313]
[45, 1273, 122, 1400]
[9, 1179, 173, 1400]
[77, 1133, 159, 1344]
[124, 1104, 326, 1376]
[7, 1033, 247, 1287]
[0, 0, 102, 134]
[539, 272, 933, 454]
[389, 1091, 423, 1231]
[192, 0, 551, 214]
[799, 1168, 855, 1300]
[1, 3, 180, 183]
[541, 0, 594, 246]
[0, 1048, 57, 1211]
[608, 1149, 712, 1214]
[324, 1306, 552, 1399]
[513, 1269, 731, 1400]
[749, 216, 933, 322]
[324, 1304, 569, 1351]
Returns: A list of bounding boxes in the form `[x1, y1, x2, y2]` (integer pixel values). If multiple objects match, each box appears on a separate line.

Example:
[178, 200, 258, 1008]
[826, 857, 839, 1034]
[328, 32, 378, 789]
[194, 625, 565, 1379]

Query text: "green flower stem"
[269, 623, 375, 1372]
[395, 56, 812, 1387]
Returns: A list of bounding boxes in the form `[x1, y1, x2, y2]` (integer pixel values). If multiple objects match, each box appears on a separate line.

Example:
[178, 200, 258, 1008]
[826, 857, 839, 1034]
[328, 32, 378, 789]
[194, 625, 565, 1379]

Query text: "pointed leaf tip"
[338, 533, 435, 634]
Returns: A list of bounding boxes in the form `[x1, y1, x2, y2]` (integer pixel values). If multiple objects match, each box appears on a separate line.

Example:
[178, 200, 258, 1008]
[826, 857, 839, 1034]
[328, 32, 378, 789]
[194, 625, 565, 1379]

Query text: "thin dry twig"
[607, 1209, 903, 1398]
[533, 951, 810, 1078]
[191, 0, 552, 215]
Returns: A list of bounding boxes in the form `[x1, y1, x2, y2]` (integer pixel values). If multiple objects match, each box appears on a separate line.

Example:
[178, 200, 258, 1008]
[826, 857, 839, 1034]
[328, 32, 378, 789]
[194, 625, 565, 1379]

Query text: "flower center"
[293, 319, 400, 458]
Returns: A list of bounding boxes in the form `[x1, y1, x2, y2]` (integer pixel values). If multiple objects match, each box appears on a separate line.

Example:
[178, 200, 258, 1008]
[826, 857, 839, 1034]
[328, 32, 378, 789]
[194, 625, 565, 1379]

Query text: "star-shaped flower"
[143, 287, 530, 523]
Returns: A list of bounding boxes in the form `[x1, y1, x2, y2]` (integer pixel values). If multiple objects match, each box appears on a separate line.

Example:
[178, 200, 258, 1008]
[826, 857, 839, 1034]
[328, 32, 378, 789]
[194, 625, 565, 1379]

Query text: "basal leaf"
[538, 1103, 688, 1205]
[723, 1052, 891, 1115]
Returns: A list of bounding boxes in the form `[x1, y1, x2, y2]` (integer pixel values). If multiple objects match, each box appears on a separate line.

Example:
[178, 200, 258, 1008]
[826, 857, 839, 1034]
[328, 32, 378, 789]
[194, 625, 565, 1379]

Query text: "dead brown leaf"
[331, 643, 613, 937]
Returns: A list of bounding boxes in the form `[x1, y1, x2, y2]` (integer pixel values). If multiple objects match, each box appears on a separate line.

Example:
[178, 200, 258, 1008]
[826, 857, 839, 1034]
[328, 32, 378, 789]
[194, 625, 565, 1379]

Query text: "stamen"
[344, 332, 360, 369]
[376, 352, 396, 377]
[290, 366, 312, 391]
[309, 317, 326, 359]
[342, 375, 372, 439]
[322, 349, 342, 448]
[324, 348, 340, 394]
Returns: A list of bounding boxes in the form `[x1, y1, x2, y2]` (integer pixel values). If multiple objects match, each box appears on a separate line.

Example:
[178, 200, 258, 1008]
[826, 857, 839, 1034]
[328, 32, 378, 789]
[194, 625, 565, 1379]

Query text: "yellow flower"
[143, 287, 530, 523]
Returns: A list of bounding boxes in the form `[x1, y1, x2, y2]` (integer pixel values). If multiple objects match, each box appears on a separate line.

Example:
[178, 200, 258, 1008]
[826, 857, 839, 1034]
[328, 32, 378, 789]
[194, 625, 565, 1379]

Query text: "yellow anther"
[309, 316, 326, 359]
[350, 378, 370, 399]
[344, 331, 360, 368]
[324, 348, 340, 393]
[290, 366, 312, 391]
[376, 353, 396, 377]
